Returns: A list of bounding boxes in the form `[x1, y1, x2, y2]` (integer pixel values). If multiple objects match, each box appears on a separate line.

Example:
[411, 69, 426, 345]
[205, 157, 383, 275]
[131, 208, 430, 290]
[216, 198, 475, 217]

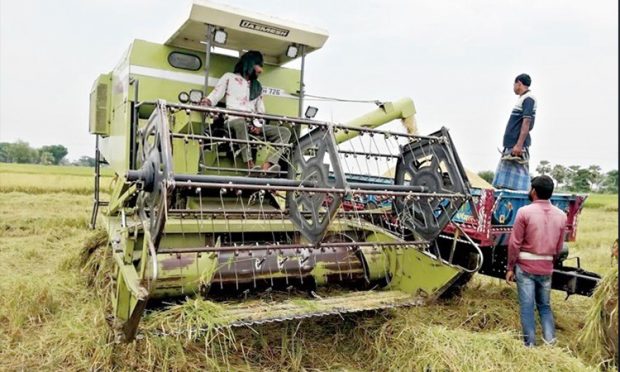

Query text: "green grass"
[0, 162, 114, 176]
[0, 162, 114, 195]
[570, 203, 618, 273]
[584, 194, 619, 212]
[0, 163, 616, 370]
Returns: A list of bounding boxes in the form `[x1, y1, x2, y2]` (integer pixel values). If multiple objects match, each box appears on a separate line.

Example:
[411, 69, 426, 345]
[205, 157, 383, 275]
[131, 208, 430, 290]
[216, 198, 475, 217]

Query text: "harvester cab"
[88, 0, 478, 341]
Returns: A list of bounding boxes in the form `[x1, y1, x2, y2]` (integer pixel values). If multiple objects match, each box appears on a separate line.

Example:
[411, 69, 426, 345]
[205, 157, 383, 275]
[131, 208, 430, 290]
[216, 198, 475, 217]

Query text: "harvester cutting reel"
[286, 123, 348, 244]
[127, 103, 471, 247]
[393, 127, 472, 241]
[130, 100, 174, 247]
[287, 124, 473, 245]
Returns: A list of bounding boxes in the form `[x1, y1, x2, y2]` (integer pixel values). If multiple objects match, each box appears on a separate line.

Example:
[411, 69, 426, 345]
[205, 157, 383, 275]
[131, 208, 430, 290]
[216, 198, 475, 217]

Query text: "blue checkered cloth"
[492, 147, 531, 190]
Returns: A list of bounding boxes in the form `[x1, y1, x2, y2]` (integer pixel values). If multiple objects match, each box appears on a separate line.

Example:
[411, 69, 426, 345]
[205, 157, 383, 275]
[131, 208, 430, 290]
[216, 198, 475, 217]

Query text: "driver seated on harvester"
[200, 50, 291, 176]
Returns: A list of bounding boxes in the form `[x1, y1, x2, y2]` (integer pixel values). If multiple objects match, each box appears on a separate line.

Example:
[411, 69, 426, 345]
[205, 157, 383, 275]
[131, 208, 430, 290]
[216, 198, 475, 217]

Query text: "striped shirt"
[503, 90, 537, 148]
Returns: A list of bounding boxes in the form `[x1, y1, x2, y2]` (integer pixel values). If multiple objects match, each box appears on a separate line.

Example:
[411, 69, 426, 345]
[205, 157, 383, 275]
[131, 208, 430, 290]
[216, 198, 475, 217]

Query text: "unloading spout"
[334, 97, 417, 144]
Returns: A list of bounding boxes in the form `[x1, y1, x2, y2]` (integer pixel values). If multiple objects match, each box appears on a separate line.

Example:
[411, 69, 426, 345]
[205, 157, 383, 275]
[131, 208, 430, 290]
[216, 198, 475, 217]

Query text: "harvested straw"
[4, 165, 615, 371]
[577, 260, 618, 368]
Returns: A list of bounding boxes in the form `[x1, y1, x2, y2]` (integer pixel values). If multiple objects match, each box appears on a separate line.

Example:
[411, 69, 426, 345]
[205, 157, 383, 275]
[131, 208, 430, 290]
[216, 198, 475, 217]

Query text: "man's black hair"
[234, 50, 264, 100]
[515, 73, 532, 87]
[531, 175, 554, 200]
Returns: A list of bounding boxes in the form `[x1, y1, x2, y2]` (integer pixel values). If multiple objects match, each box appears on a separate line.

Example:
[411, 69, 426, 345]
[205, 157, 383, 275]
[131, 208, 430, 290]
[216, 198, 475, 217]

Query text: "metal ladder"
[89, 135, 109, 229]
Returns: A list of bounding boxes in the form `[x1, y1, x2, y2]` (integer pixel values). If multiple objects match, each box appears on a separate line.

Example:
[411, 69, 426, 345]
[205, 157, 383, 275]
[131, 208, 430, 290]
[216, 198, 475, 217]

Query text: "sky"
[0, 0, 617, 172]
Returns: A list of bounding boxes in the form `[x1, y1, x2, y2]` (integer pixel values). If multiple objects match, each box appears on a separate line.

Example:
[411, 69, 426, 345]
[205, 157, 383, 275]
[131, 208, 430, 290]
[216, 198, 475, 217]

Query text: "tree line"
[0, 140, 96, 167]
[1, 140, 616, 193]
[478, 161, 618, 193]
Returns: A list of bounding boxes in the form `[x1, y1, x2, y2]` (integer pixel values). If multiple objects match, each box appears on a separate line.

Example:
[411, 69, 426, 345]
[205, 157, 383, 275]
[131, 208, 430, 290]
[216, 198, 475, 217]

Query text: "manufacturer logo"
[240, 19, 289, 37]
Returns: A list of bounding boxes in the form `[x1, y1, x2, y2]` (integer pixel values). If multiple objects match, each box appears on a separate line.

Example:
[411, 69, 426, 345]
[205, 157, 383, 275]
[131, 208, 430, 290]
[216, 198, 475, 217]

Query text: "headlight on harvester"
[304, 106, 318, 119]
[214, 28, 228, 44]
[286, 44, 298, 58]
[178, 91, 190, 103]
[189, 89, 204, 104]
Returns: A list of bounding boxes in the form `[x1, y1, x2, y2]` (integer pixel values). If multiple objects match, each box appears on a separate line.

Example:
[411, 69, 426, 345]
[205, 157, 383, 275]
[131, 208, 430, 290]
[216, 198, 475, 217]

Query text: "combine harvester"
[87, 1, 598, 341]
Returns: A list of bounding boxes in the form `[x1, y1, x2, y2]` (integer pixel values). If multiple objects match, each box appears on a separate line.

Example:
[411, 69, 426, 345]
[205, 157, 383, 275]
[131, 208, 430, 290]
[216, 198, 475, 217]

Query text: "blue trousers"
[515, 264, 556, 346]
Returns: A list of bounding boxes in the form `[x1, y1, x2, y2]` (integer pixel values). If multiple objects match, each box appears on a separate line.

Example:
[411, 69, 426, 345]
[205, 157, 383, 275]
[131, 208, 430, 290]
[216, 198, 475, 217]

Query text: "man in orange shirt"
[505, 175, 567, 347]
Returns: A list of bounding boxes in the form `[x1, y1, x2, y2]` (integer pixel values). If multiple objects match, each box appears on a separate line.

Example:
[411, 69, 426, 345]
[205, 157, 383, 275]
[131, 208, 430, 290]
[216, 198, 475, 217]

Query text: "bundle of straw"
[577, 259, 618, 368]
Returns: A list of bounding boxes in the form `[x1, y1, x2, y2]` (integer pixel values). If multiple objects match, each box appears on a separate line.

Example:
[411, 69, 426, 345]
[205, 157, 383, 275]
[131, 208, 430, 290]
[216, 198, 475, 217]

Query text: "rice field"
[0, 162, 616, 371]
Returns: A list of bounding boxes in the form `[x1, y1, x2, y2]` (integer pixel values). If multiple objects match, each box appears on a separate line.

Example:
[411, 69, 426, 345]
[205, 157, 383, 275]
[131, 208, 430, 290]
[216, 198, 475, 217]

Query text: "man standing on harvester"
[492, 73, 537, 190]
[201, 50, 291, 175]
